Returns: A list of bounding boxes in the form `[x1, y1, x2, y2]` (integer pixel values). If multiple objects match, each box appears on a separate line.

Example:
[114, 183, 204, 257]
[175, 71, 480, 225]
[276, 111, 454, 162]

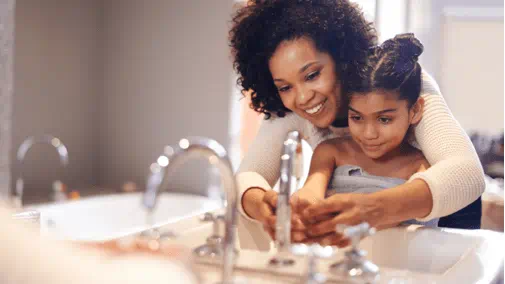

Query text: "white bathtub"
[26, 192, 222, 242]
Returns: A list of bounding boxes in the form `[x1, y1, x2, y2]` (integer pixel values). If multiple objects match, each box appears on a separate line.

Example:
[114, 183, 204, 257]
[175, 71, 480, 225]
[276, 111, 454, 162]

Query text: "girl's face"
[348, 90, 423, 160]
[269, 37, 343, 128]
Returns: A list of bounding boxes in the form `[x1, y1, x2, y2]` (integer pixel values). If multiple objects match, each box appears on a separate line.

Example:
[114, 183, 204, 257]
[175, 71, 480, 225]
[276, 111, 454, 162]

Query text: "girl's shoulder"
[403, 146, 431, 175]
[316, 136, 359, 164]
[319, 136, 355, 151]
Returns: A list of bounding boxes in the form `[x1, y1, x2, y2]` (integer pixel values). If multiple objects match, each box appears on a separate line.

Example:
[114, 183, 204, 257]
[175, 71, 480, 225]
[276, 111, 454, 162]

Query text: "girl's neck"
[352, 141, 423, 180]
[369, 142, 416, 164]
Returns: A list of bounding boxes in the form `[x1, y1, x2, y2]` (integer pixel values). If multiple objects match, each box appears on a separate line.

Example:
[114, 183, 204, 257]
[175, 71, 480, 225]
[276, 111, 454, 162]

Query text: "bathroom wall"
[440, 14, 503, 135]
[12, 0, 102, 201]
[0, 0, 15, 198]
[11, 0, 235, 200]
[100, 0, 234, 194]
[409, 0, 504, 135]
[9, 0, 502, 200]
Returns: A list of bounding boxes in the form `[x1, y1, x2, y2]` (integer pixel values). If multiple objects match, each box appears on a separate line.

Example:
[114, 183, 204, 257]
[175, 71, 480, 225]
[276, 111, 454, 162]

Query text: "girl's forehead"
[351, 90, 400, 102]
[349, 92, 408, 112]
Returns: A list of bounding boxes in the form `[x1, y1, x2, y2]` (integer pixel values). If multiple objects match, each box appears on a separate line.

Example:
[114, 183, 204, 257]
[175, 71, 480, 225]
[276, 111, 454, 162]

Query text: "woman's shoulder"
[257, 112, 308, 139]
[263, 112, 306, 127]
[420, 69, 442, 98]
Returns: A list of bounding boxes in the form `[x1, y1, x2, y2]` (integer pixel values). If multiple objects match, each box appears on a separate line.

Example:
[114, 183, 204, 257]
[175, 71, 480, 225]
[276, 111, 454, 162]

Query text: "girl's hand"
[302, 193, 385, 242]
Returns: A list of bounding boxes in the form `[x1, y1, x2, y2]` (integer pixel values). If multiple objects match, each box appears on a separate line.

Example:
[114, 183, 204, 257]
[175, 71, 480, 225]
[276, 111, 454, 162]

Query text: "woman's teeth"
[305, 102, 323, 115]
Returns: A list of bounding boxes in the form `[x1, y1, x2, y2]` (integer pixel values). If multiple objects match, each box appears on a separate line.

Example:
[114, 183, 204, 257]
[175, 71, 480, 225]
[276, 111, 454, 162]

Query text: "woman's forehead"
[269, 38, 331, 74]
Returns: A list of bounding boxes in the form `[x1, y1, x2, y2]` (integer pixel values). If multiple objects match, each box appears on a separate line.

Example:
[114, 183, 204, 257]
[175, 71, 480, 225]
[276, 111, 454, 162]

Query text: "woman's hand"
[285, 187, 324, 242]
[301, 193, 386, 246]
[242, 188, 279, 238]
[255, 187, 324, 242]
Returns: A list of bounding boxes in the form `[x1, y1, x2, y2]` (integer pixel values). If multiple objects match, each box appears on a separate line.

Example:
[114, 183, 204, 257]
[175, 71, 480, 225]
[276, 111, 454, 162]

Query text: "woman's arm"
[410, 70, 485, 221]
[236, 112, 307, 221]
[302, 179, 433, 238]
[236, 113, 307, 250]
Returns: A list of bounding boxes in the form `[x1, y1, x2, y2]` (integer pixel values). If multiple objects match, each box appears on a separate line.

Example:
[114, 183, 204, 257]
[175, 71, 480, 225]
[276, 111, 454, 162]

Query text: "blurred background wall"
[0, 0, 15, 198]
[7, 0, 504, 203]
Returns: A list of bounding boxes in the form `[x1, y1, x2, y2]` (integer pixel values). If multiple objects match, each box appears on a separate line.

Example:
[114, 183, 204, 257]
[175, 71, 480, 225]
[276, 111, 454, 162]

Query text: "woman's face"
[269, 37, 342, 128]
[348, 90, 422, 159]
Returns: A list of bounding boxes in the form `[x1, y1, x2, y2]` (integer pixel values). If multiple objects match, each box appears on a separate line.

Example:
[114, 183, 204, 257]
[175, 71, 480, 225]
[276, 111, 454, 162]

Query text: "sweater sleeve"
[410, 70, 485, 221]
[235, 113, 308, 250]
[236, 113, 306, 222]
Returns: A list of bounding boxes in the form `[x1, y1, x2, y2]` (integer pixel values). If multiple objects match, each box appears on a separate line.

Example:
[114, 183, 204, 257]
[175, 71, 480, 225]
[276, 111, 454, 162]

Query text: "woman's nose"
[295, 86, 315, 106]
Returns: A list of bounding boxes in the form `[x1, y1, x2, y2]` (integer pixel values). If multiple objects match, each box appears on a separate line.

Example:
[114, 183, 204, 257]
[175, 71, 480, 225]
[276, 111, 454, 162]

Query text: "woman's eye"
[350, 115, 362, 121]
[278, 86, 291, 93]
[305, 71, 320, 81]
[378, 117, 392, 124]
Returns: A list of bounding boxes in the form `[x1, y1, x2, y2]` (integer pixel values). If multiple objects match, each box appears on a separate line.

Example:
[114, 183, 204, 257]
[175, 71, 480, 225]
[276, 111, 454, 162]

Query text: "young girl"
[290, 34, 438, 245]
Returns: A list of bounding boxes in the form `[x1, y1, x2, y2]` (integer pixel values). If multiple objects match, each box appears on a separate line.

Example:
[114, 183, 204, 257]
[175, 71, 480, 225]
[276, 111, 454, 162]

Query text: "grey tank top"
[326, 165, 439, 227]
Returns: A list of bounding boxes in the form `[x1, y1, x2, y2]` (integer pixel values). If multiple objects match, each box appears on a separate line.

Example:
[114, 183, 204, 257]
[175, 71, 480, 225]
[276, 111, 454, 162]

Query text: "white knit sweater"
[235, 71, 485, 250]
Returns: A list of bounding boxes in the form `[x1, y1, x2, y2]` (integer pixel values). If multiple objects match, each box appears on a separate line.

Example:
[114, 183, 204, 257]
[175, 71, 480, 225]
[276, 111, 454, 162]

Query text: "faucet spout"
[276, 131, 303, 251]
[269, 131, 303, 267]
[17, 135, 69, 166]
[14, 135, 69, 207]
[142, 137, 238, 284]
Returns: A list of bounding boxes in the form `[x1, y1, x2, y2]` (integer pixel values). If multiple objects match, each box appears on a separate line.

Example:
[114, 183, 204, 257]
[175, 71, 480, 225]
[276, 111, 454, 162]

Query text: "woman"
[229, 0, 484, 249]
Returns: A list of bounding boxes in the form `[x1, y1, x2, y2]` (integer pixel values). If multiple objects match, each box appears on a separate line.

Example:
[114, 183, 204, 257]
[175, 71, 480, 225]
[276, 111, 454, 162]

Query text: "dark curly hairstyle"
[229, 0, 377, 119]
[353, 33, 424, 107]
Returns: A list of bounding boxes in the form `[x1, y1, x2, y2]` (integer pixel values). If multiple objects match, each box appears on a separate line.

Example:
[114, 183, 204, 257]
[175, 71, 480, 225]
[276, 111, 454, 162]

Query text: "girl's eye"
[305, 71, 320, 81]
[378, 117, 392, 124]
[350, 115, 362, 121]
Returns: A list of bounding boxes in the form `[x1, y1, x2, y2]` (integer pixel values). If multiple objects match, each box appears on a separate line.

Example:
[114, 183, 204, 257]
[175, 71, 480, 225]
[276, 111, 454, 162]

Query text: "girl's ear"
[409, 97, 424, 125]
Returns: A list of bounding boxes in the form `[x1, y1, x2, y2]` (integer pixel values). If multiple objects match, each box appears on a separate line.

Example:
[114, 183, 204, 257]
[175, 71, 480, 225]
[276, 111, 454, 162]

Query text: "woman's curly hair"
[229, 0, 377, 119]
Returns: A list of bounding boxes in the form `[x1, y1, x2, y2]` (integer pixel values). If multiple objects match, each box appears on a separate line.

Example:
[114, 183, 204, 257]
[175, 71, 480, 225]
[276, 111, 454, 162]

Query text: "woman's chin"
[310, 111, 336, 128]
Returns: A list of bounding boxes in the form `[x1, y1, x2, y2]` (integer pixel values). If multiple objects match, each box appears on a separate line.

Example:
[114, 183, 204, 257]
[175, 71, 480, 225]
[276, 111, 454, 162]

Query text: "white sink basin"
[26, 192, 222, 241]
[147, 209, 504, 284]
[360, 225, 504, 283]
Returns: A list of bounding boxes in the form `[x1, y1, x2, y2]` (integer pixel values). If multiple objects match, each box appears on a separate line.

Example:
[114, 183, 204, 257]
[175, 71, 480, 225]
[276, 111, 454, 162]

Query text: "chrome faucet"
[270, 130, 303, 266]
[142, 137, 238, 284]
[291, 243, 334, 284]
[330, 222, 380, 283]
[13, 135, 69, 207]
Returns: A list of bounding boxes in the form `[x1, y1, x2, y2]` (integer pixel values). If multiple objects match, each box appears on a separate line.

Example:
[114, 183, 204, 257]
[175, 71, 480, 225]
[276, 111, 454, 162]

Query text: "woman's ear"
[409, 97, 424, 125]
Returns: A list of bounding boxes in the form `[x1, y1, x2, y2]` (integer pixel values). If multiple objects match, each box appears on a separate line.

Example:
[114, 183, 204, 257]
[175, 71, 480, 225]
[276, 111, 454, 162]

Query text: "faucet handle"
[330, 222, 380, 283]
[336, 222, 376, 249]
[200, 213, 224, 235]
[200, 212, 216, 222]
[291, 244, 334, 284]
[194, 212, 225, 258]
[335, 222, 376, 238]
